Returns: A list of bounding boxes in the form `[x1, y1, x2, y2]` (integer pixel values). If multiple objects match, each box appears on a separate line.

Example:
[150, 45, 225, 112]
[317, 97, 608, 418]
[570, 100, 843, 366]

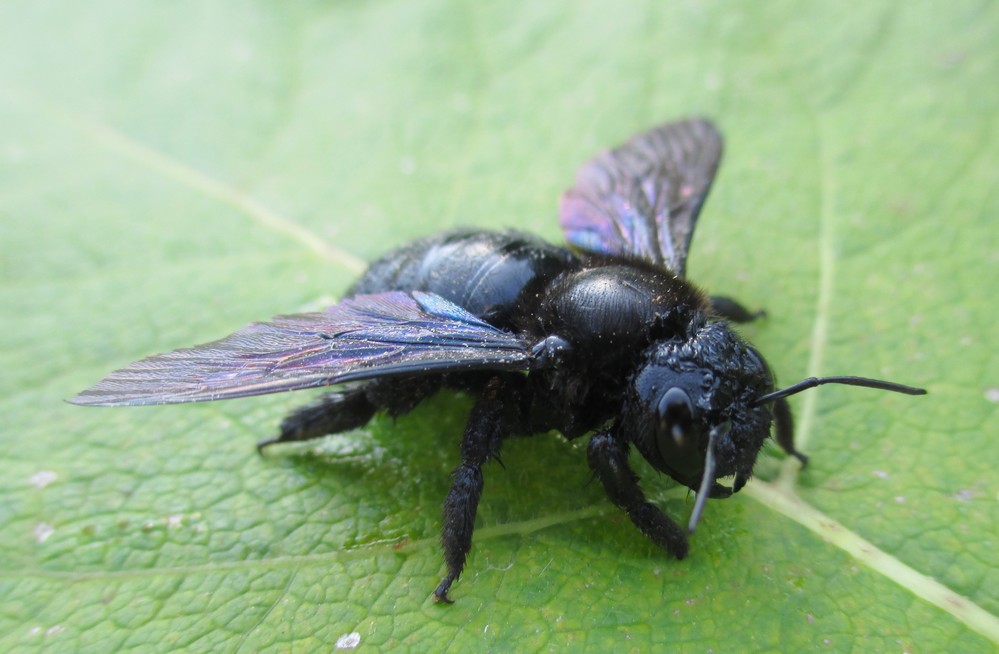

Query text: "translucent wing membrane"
[71, 291, 531, 406]
[559, 118, 723, 275]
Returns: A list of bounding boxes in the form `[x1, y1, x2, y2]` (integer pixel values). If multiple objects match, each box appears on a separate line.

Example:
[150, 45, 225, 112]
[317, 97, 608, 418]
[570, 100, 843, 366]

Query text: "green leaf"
[2, 1, 996, 651]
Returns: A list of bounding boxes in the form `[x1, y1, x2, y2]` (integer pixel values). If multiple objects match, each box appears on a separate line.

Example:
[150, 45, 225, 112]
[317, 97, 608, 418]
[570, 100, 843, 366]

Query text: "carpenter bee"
[72, 118, 925, 603]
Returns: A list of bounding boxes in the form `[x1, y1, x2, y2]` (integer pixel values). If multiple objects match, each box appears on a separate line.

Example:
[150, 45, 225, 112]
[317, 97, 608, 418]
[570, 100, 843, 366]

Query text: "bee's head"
[623, 319, 927, 533]
[622, 321, 775, 525]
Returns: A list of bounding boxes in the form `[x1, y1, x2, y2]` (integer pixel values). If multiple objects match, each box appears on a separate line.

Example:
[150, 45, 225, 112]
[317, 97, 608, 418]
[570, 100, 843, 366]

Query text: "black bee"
[72, 118, 925, 603]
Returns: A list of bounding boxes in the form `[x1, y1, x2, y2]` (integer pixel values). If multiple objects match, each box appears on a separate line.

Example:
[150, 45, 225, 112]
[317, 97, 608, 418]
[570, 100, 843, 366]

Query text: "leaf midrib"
[24, 94, 998, 646]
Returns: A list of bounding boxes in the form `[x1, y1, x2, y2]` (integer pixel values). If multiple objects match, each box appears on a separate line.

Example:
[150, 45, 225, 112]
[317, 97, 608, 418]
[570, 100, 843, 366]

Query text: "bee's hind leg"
[257, 388, 376, 452]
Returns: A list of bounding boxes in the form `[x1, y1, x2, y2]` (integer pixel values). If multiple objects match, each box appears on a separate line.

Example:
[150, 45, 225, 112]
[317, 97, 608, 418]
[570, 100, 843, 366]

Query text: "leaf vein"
[9, 88, 366, 274]
[746, 481, 999, 644]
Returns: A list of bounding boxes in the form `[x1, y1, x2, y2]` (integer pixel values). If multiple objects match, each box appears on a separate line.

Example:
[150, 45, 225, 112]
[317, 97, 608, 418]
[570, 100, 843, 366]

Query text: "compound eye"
[657, 387, 695, 446]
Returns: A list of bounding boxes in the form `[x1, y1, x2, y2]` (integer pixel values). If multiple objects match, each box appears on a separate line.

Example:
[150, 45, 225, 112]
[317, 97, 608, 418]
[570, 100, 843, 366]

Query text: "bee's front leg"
[587, 430, 689, 559]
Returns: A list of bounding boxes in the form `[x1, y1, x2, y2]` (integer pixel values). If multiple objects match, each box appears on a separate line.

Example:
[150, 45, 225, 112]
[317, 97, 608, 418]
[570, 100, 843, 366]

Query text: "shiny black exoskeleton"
[72, 119, 925, 602]
[311, 229, 781, 600]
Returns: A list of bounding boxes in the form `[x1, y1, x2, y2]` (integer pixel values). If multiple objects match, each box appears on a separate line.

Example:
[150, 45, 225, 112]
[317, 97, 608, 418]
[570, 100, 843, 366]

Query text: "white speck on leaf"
[34, 523, 54, 543]
[954, 489, 974, 501]
[335, 632, 361, 649]
[45, 626, 64, 636]
[985, 388, 999, 403]
[30, 471, 57, 488]
[167, 514, 184, 528]
[872, 470, 889, 479]
[895, 496, 906, 504]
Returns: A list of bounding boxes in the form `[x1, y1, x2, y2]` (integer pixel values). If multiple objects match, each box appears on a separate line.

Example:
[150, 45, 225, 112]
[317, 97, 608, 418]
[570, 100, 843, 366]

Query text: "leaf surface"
[1, 1, 996, 651]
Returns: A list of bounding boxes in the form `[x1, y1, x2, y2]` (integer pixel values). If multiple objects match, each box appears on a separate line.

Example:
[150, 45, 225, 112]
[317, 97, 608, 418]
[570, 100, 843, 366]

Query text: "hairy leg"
[434, 396, 506, 603]
[257, 388, 377, 451]
[772, 396, 809, 466]
[710, 295, 765, 323]
[587, 430, 688, 559]
[257, 376, 444, 452]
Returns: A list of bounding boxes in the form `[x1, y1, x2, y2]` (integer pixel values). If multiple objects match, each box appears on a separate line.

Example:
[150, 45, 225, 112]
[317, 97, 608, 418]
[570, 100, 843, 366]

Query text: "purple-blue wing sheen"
[70, 291, 532, 406]
[559, 118, 722, 276]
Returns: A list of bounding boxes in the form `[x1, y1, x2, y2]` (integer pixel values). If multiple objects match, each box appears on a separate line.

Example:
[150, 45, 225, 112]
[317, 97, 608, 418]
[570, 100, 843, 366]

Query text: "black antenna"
[753, 376, 926, 407]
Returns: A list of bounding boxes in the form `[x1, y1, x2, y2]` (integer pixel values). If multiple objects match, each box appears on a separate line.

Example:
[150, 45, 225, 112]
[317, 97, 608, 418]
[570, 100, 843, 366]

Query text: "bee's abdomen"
[348, 230, 578, 328]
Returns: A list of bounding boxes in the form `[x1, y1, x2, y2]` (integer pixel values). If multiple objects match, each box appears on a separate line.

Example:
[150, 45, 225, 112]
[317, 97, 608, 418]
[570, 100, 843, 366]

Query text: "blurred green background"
[1, 1, 996, 651]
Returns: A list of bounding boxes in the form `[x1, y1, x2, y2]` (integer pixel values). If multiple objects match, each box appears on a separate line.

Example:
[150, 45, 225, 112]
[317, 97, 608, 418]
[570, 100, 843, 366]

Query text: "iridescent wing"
[559, 118, 722, 276]
[70, 291, 531, 406]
